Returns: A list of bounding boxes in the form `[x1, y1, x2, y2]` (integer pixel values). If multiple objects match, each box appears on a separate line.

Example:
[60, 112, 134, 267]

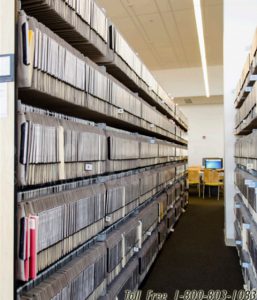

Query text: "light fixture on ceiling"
[193, 0, 210, 98]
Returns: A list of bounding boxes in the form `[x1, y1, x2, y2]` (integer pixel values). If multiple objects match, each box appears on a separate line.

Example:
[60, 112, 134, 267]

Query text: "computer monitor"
[203, 158, 223, 169]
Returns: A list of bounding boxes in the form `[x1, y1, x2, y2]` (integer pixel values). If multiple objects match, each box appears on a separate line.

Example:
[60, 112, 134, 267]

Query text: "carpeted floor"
[140, 195, 243, 298]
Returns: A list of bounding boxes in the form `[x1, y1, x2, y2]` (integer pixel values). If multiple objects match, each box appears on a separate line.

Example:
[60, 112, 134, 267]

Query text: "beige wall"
[180, 104, 224, 167]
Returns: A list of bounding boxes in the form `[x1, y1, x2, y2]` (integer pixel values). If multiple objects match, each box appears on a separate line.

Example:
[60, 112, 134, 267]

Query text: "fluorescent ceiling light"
[193, 0, 210, 98]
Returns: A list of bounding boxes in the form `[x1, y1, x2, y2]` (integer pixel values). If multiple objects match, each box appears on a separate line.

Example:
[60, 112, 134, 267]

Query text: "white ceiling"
[98, 0, 223, 70]
[152, 65, 223, 97]
[175, 95, 223, 105]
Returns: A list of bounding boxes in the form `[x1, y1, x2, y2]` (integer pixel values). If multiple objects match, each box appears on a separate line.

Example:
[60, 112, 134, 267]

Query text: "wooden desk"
[200, 168, 224, 172]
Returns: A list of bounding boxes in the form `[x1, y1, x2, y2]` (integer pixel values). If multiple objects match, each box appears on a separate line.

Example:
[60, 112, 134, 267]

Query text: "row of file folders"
[234, 194, 257, 289]
[17, 158, 187, 280]
[18, 103, 187, 187]
[235, 130, 257, 172]
[17, 11, 186, 142]
[19, 0, 185, 127]
[18, 181, 188, 299]
[234, 167, 257, 220]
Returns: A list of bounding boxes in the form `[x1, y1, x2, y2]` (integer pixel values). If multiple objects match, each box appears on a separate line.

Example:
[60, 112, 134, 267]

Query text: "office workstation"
[188, 158, 224, 199]
[1, 0, 257, 299]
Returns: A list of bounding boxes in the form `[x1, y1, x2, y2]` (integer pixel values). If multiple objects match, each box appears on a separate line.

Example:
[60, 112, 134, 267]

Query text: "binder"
[17, 196, 31, 282]
[18, 11, 34, 87]
[19, 217, 26, 261]
[24, 217, 30, 282]
[17, 215, 37, 282]
[29, 215, 38, 279]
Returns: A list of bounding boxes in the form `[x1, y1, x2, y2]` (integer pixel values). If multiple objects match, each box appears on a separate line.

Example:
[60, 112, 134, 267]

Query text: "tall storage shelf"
[16, 1, 188, 299]
[234, 29, 257, 289]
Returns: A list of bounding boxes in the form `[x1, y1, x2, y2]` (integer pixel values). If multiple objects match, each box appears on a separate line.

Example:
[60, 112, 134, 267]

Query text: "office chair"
[203, 169, 223, 200]
[188, 168, 201, 197]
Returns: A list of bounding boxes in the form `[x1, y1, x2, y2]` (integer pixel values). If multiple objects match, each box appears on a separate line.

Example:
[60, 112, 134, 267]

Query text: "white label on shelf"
[146, 231, 152, 236]
[117, 108, 124, 114]
[249, 181, 256, 188]
[250, 75, 257, 81]
[242, 262, 250, 269]
[0, 82, 7, 118]
[243, 223, 250, 230]
[0, 56, 11, 77]
[246, 180, 253, 186]
[133, 247, 139, 252]
[85, 163, 93, 171]
[247, 163, 254, 170]
[105, 216, 111, 222]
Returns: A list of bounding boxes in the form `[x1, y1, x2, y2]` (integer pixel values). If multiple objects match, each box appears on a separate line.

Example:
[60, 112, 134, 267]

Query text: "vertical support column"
[0, 0, 15, 299]
[223, 0, 257, 246]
